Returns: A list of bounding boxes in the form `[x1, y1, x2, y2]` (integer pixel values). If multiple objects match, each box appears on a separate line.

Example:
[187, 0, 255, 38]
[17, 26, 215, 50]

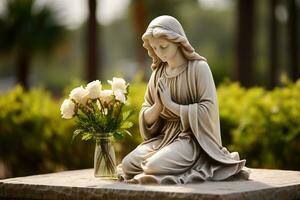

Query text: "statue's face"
[148, 37, 179, 62]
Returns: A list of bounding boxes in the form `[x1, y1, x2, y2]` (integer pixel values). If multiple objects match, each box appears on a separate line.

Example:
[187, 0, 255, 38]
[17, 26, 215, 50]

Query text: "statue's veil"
[142, 15, 206, 70]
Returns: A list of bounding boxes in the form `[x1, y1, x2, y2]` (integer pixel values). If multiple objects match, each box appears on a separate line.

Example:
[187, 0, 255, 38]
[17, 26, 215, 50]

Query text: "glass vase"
[94, 133, 117, 178]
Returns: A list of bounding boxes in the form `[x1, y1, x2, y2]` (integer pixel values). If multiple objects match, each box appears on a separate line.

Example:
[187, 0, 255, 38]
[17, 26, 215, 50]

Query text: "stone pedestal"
[1, 168, 300, 200]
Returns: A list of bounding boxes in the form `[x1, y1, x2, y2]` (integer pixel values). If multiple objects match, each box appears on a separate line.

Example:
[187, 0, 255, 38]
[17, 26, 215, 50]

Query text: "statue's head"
[142, 15, 206, 70]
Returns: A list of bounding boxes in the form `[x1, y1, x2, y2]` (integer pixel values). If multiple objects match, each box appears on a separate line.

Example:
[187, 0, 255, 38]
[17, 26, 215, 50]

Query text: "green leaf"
[72, 129, 83, 143]
[122, 110, 132, 121]
[114, 132, 124, 140]
[81, 133, 93, 141]
[91, 100, 101, 114]
[123, 130, 132, 136]
[120, 121, 133, 129]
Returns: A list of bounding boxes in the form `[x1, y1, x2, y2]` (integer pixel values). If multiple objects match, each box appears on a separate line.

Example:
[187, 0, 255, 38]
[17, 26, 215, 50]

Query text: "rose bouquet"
[60, 77, 133, 178]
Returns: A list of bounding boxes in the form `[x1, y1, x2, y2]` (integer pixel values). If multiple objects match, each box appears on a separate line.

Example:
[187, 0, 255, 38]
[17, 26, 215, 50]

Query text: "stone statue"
[117, 15, 250, 184]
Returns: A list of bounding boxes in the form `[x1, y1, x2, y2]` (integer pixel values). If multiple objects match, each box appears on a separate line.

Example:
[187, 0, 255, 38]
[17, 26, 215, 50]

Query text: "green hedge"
[0, 80, 299, 178]
[0, 86, 94, 178]
[218, 80, 300, 169]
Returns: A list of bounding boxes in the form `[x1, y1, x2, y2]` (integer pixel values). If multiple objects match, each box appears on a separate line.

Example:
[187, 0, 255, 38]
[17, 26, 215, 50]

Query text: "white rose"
[60, 99, 75, 119]
[69, 86, 89, 105]
[107, 77, 128, 93]
[86, 80, 102, 99]
[100, 90, 113, 104]
[114, 90, 126, 103]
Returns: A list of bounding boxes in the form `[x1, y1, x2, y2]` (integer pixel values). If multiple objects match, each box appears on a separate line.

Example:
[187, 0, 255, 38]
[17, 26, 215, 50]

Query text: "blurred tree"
[86, 0, 100, 82]
[0, 0, 65, 89]
[131, 0, 148, 81]
[288, 0, 299, 82]
[236, 0, 256, 87]
[270, 0, 279, 88]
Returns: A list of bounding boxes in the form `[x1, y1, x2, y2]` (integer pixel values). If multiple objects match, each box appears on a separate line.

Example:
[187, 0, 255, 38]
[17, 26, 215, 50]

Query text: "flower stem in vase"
[94, 134, 117, 178]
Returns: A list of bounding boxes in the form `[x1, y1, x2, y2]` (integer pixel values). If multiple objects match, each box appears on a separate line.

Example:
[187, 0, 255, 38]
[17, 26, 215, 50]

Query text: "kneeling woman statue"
[117, 15, 249, 184]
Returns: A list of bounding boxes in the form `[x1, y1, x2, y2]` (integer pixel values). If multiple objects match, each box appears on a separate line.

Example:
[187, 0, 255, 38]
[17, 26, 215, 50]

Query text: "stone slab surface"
[0, 168, 300, 200]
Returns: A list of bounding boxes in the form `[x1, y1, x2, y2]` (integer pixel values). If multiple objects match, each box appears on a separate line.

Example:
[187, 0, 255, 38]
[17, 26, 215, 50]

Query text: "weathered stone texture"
[0, 168, 299, 200]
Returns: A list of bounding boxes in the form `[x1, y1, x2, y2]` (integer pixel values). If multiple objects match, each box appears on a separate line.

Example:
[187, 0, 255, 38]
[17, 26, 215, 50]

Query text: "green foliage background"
[218, 80, 300, 169]
[0, 80, 300, 178]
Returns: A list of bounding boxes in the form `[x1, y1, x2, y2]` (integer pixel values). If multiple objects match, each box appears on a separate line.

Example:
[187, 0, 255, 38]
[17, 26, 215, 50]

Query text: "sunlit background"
[0, 0, 299, 179]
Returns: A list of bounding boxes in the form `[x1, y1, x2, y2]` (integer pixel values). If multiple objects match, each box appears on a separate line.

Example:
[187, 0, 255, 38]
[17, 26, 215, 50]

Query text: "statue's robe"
[118, 60, 247, 184]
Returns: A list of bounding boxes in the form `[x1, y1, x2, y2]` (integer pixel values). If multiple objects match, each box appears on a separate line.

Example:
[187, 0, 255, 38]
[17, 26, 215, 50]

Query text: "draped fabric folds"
[117, 60, 248, 184]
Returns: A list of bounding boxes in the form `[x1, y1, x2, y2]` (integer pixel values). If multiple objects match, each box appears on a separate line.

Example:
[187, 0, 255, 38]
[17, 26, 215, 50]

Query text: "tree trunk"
[269, 0, 279, 88]
[288, 0, 299, 82]
[236, 0, 255, 87]
[132, 0, 148, 81]
[87, 0, 98, 82]
[16, 50, 30, 90]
